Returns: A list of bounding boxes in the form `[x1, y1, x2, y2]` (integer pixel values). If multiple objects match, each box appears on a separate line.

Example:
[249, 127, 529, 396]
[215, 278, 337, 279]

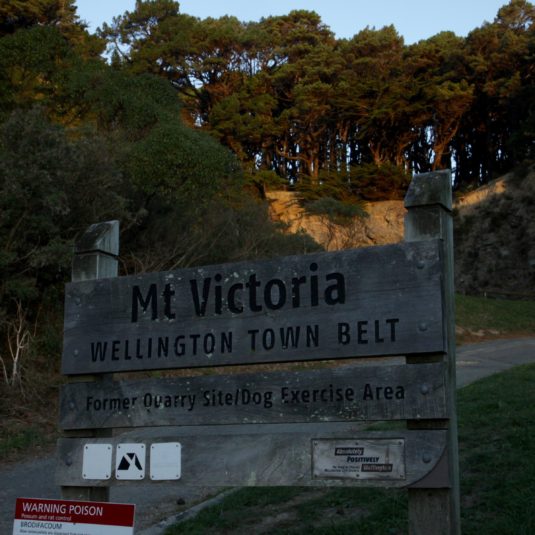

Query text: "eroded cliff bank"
[267, 165, 535, 299]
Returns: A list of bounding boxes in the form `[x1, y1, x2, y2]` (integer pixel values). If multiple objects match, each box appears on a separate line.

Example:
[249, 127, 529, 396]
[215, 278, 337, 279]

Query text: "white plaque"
[115, 443, 146, 480]
[82, 443, 112, 480]
[150, 442, 182, 480]
[312, 438, 405, 480]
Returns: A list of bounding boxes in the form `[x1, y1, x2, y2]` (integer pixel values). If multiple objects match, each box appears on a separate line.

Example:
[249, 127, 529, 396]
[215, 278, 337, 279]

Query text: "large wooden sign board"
[60, 362, 446, 429]
[57, 171, 460, 535]
[57, 426, 447, 488]
[62, 240, 444, 375]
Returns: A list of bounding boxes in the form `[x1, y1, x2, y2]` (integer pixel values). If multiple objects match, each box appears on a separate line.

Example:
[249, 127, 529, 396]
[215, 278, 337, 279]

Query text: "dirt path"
[2, 337, 534, 534]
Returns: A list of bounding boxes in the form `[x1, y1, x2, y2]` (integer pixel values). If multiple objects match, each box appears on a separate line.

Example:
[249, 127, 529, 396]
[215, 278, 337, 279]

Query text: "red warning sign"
[13, 497, 135, 534]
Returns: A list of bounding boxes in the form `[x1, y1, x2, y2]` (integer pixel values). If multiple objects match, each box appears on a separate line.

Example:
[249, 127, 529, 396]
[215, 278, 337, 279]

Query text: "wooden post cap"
[74, 220, 119, 257]
[404, 170, 452, 211]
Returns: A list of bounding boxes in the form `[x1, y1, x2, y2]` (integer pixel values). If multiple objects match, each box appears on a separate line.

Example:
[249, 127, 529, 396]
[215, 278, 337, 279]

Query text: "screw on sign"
[82, 444, 112, 480]
[115, 443, 145, 480]
[150, 442, 182, 480]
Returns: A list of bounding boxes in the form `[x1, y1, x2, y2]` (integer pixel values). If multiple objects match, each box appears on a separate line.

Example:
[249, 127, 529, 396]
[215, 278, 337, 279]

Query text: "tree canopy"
[0, 0, 533, 412]
[0, 1, 321, 391]
[101, 0, 534, 193]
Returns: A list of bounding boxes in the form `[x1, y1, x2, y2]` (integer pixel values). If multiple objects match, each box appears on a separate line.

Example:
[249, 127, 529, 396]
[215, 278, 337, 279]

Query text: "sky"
[75, 0, 509, 44]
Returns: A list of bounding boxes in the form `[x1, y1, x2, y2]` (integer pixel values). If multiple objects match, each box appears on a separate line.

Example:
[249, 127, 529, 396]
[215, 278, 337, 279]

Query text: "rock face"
[266, 191, 406, 251]
[268, 166, 535, 299]
[454, 167, 535, 298]
[268, 165, 535, 299]
[455, 176, 508, 208]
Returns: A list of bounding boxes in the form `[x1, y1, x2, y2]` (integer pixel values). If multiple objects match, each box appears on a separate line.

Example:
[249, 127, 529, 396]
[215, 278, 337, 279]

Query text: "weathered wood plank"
[62, 240, 445, 375]
[56, 424, 447, 488]
[405, 170, 461, 535]
[59, 363, 447, 430]
[62, 220, 119, 503]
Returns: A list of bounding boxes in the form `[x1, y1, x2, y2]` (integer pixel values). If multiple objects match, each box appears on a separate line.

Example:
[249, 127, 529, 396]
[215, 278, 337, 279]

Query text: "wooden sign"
[59, 363, 446, 430]
[58, 172, 461, 534]
[62, 240, 445, 375]
[56, 425, 447, 488]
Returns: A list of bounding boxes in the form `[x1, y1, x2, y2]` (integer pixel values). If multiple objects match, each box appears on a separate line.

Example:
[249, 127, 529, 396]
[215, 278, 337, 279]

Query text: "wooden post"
[404, 171, 461, 534]
[60, 221, 119, 501]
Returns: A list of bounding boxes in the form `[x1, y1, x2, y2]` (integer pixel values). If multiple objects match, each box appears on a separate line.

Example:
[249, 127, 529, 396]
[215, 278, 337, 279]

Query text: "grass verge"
[0, 385, 59, 462]
[164, 364, 535, 534]
[0, 426, 48, 460]
[458, 364, 535, 534]
[455, 294, 535, 341]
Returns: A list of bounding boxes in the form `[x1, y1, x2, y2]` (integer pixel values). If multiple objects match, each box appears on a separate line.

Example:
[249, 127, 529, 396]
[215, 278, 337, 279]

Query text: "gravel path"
[2, 337, 534, 534]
